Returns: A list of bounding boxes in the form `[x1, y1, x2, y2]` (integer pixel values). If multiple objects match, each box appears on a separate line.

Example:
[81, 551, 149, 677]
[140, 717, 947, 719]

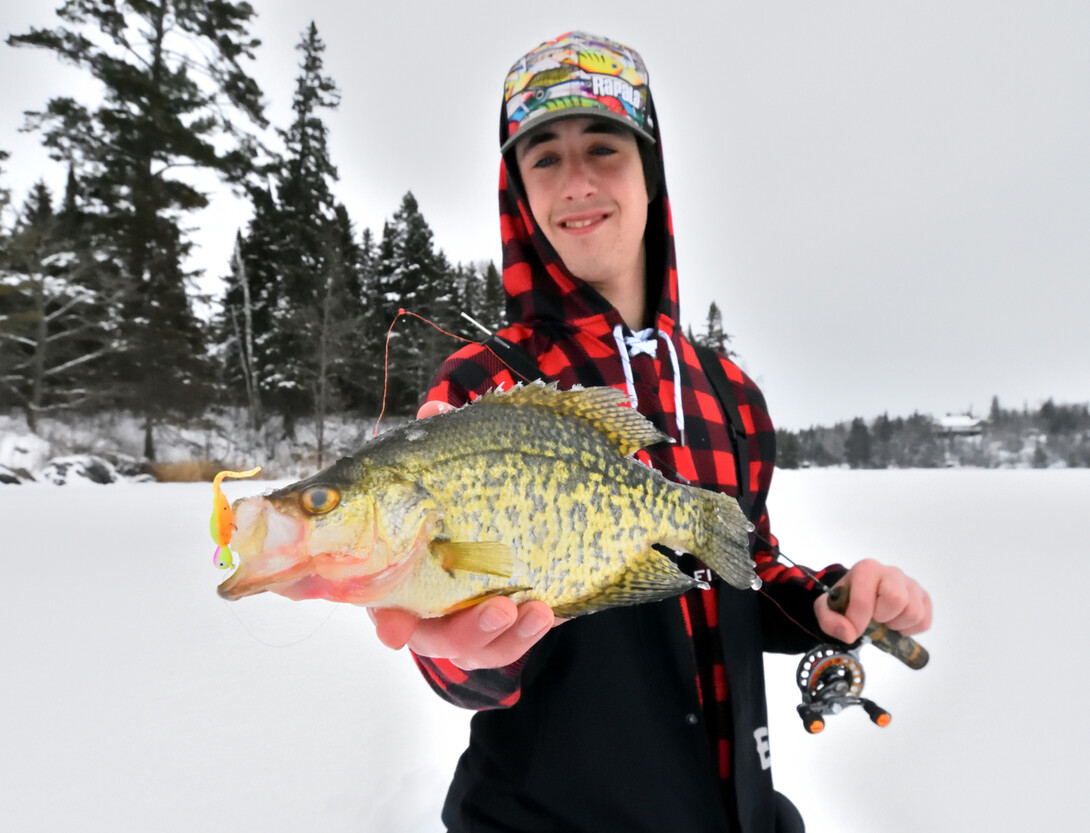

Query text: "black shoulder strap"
[482, 334, 547, 383]
[693, 344, 751, 512]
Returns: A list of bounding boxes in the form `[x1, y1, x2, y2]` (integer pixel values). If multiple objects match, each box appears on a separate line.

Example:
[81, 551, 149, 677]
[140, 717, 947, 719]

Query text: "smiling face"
[514, 116, 650, 325]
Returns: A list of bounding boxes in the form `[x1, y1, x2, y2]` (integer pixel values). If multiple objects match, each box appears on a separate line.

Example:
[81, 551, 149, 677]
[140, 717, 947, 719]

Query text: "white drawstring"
[624, 327, 659, 358]
[611, 324, 687, 445]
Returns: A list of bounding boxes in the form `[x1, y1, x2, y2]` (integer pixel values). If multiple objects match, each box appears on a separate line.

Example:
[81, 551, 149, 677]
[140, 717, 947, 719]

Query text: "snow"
[1, 469, 1086, 832]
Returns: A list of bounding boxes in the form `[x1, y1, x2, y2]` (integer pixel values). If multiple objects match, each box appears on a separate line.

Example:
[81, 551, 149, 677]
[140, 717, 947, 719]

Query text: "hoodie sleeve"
[753, 510, 848, 655]
[409, 342, 535, 710]
[724, 356, 848, 654]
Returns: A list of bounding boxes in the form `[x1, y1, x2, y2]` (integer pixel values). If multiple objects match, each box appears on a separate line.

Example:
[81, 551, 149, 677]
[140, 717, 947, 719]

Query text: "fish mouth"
[217, 561, 312, 600]
[215, 496, 314, 601]
[217, 549, 420, 604]
[214, 495, 425, 605]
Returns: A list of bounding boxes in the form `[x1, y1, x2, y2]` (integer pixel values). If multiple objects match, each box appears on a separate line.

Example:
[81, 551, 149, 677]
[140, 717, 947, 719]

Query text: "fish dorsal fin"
[475, 381, 668, 456]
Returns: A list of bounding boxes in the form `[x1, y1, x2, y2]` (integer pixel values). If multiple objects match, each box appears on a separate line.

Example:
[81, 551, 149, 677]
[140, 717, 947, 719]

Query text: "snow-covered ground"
[1, 469, 1086, 832]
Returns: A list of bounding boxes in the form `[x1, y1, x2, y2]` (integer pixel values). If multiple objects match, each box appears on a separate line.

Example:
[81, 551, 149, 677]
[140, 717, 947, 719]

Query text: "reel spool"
[795, 644, 891, 733]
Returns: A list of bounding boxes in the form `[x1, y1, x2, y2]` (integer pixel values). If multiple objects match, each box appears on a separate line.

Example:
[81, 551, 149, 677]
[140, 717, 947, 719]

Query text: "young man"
[372, 32, 931, 832]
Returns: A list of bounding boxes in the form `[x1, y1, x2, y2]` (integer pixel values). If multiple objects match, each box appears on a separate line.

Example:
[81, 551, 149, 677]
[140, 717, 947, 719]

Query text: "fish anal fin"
[551, 548, 700, 617]
[475, 382, 667, 456]
[435, 541, 515, 577]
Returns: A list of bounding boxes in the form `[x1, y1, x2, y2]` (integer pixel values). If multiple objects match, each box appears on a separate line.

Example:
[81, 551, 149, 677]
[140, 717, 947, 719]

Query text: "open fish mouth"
[216, 548, 421, 604]
[217, 560, 313, 600]
[215, 496, 312, 600]
[215, 494, 426, 604]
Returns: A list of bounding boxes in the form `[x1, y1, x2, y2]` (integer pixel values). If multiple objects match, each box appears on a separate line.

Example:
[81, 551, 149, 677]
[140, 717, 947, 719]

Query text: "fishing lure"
[210, 467, 262, 569]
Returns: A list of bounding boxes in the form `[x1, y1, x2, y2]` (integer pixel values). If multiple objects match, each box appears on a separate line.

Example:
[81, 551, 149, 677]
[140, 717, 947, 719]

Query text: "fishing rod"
[767, 541, 929, 733]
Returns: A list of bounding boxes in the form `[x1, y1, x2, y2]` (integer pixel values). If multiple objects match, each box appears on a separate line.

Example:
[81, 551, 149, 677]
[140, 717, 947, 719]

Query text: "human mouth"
[558, 212, 610, 232]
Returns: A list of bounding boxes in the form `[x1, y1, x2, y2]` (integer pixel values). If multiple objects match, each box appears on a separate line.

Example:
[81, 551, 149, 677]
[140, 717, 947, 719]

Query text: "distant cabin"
[937, 414, 984, 437]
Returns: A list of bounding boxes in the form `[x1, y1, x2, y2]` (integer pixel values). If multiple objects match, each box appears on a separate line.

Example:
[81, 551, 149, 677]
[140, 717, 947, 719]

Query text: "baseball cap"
[501, 31, 656, 153]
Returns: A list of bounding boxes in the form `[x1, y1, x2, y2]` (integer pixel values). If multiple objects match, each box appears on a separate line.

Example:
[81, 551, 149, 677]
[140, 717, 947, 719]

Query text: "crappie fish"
[216, 383, 760, 618]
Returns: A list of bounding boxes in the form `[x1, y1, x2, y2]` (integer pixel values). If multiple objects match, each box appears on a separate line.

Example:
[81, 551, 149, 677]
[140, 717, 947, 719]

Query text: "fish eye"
[301, 487, 340, 515]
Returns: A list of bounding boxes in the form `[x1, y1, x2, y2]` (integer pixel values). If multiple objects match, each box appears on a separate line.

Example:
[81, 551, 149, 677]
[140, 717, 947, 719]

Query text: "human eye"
[531, 152, 559, 169]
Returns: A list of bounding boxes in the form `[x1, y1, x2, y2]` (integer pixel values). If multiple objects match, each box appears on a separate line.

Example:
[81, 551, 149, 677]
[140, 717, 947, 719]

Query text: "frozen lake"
[1, 468, 1086, 831]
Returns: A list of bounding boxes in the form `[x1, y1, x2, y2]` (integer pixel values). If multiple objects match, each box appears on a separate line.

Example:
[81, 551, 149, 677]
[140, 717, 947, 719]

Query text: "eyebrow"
[517, 120, 629, 156]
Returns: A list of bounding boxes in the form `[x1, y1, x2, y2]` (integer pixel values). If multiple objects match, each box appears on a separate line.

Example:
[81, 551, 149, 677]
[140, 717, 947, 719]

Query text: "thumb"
[369, 607, 420, 650]
[417, 400, 455, 420]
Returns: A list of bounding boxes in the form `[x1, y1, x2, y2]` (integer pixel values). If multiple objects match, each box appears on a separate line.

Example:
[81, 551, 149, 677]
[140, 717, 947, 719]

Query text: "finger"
[840, 559, 882, 637]
[813, 596, 858, 644]
[407, 597, 519, 659]
[886, 587, 932, 635]
[871, 567, 909, 624]
[417, 400, 455, 420]
[370, 607, 421, 650]
[452, 602, 557, 670]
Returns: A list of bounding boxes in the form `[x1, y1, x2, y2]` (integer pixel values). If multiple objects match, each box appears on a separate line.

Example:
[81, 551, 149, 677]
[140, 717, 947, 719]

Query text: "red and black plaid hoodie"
[414, 101, 844, 833]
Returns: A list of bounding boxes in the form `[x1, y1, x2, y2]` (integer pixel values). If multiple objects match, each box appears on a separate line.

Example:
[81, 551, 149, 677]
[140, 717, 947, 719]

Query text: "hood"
[496, 94, 681, 337]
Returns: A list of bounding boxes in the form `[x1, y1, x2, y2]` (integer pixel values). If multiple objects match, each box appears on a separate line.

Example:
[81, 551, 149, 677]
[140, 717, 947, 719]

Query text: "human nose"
[560, 155, 597, 201]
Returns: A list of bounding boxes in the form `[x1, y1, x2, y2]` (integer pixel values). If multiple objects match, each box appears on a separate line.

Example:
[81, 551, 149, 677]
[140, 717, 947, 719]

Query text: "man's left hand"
[813, 558, 932, 644]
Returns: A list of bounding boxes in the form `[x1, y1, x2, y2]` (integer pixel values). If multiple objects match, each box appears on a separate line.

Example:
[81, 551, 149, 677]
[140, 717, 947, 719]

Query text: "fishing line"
[375, 308, 543, 437]
[221, 597, 340, 648]
[374, 308, 481, 437]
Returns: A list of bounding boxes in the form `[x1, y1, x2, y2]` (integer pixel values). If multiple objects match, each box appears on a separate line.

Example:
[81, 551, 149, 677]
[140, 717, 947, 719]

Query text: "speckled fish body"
[217, 383, 758, 618]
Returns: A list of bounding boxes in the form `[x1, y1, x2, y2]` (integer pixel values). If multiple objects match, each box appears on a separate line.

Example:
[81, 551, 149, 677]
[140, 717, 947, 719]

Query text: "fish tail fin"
[692, 490, 761, 591]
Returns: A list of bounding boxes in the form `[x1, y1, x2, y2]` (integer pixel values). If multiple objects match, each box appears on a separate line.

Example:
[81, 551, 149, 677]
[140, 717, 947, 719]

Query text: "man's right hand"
[370, 599, 558, 670]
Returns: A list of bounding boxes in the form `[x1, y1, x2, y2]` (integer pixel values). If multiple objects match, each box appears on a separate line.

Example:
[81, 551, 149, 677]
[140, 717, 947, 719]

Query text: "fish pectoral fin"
[441, 585, 533, 614]
[551, 548, 700, 618]
[435, 541, 515, 577]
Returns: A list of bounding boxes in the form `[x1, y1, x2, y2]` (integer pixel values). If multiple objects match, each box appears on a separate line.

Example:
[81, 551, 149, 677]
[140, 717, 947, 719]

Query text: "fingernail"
[479, 606, 514, 633]
[517, 613, 550, 640]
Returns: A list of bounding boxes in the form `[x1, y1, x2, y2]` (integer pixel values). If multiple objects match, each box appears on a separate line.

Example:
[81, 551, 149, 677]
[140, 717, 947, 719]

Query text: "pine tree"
[845, 417, 872, 468]
[775, 429, 801, 469]
[218, 20, 370, 440]
[0, 181, 117, 429]
[694, 300, 735, 357]
[220, 231, 263, 432]
[377, 192, 454, 414]
[481, 260, 505, 332]
[9, 1, 267, 458]
[872, 412, 893, 468]
[341, 224, 384, 415]
[0, 150, 10, 222]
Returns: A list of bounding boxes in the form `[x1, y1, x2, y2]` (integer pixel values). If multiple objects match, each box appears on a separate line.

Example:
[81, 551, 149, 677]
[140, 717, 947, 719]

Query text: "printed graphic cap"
[501, 31, 656, 154]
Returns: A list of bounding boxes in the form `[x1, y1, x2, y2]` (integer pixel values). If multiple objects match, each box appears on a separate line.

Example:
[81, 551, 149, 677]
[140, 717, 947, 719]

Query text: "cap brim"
[501, 108, 656, 155]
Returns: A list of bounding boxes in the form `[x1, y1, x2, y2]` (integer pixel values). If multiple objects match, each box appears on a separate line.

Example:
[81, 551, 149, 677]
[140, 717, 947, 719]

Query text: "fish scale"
[217, 383, 759, 616]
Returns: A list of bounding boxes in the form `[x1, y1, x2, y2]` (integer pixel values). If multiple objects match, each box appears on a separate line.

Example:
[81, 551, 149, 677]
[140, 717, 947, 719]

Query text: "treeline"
[0, 5, 510, 463]
[0, 3, 736, 467]
[776, 396, 1090, 470]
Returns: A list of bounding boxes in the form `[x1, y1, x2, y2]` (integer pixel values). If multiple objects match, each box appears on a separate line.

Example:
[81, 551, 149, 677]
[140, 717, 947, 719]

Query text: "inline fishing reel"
[795, 642, 891, 734]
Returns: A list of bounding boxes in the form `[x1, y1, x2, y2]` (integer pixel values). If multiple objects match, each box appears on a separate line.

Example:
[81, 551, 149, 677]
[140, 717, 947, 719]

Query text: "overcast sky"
[2, 1, 1086, 429]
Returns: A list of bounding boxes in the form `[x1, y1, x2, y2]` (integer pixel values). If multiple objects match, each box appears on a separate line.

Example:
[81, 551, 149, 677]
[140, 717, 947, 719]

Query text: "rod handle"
[827, 585, 929, 670]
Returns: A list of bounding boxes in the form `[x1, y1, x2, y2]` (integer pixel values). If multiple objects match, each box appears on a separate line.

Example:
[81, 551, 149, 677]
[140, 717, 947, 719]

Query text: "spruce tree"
[845, 417, 872, 468]
[0, 181, 116, 429]
[376, 192, 455, 413]
[227, 21, 362, 438]
[481, 260, 505, 332]
[697, 300, 735, 356]
[9, 0, 267, 458]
